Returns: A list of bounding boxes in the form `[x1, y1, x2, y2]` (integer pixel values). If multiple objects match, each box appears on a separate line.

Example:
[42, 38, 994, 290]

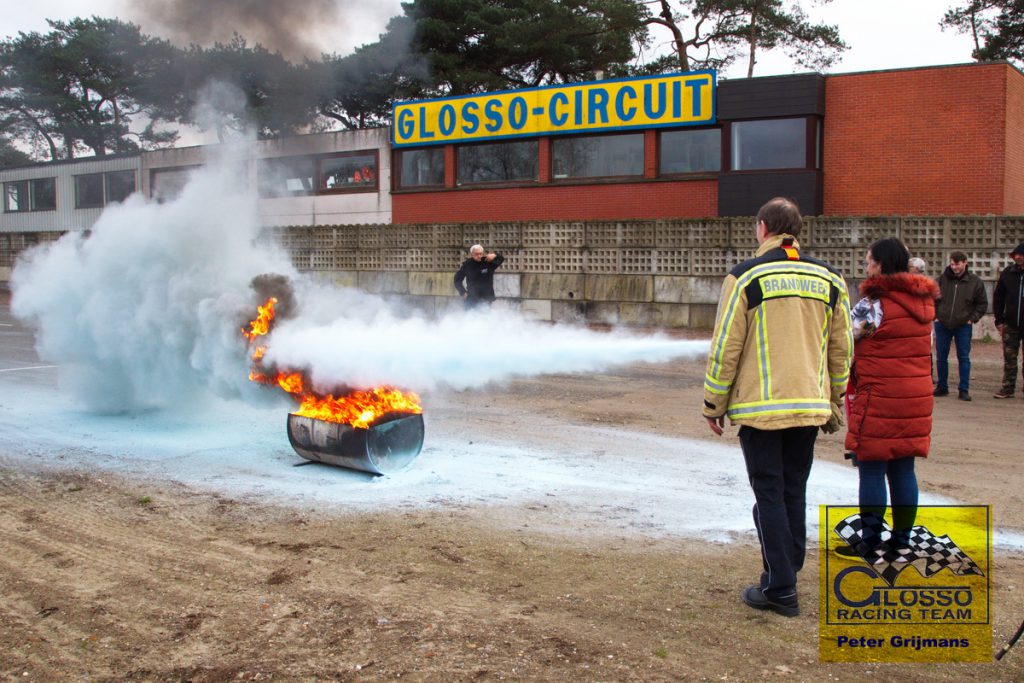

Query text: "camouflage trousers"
[1000, 324, 1024, 393]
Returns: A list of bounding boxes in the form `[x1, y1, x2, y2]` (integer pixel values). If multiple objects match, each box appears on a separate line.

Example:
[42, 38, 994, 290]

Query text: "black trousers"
[738, 425, 818, 597]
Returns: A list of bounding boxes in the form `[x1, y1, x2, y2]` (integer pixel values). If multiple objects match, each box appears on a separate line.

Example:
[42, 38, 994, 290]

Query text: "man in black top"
[454, 244, 504, 308]
[993, 243, 1024, 398]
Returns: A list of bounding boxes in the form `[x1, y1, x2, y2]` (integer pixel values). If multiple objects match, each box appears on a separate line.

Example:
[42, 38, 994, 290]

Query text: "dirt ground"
[2, 323, 1024, 681]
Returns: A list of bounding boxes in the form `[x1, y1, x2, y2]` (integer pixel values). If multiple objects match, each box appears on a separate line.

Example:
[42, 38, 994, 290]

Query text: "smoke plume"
[11, 142, 708, 415]
[11, 157, 292, 413]
[131, 0, 403, 61]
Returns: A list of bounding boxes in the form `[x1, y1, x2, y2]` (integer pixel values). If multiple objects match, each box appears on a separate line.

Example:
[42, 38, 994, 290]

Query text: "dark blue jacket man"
[454, 244, 504, 308]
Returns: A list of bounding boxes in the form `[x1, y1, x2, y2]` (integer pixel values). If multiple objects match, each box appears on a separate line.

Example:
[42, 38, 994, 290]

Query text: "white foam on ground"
[1, 364, 1019, 551]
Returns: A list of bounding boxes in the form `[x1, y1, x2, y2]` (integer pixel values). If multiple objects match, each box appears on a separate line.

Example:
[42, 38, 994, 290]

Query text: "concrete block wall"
[271, 215, 1024, 330]
[3, 217, 1022, 331]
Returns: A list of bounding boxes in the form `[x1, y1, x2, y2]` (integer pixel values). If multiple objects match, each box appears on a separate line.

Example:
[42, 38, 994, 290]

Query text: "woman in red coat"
[840, 237, 940, 553]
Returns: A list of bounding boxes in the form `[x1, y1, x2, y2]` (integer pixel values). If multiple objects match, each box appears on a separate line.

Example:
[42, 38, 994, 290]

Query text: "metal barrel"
[286, 412, 425, 476]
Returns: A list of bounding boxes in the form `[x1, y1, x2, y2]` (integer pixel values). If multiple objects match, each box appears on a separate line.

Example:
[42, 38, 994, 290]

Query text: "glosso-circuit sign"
[390, 71, 716, 147]
[819, 505, 991, 662]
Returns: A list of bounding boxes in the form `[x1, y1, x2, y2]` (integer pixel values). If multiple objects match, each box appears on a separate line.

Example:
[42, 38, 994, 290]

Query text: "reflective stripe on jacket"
[703, 234, 852, 430]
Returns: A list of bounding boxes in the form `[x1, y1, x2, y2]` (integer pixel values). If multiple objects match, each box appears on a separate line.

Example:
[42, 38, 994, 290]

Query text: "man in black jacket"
[934, 251, 988, 401]
[454, 244, 504, 309]
[993, 243, 1024, 398]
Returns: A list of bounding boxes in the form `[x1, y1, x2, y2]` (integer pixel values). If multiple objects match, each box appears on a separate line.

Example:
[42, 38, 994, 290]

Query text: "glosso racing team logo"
[819, 506, 991, 662]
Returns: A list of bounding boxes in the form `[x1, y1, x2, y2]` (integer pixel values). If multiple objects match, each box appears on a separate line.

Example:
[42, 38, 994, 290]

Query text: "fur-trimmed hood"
[859, 272, 940, 325]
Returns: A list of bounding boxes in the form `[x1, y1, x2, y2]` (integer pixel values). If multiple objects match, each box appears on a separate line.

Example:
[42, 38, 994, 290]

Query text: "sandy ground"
[2, 299, 1024, 681]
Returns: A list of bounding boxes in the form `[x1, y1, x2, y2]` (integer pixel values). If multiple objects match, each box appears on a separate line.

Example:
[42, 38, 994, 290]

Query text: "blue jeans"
[857, 457, 919, 538]
[934, 322, 972, 392]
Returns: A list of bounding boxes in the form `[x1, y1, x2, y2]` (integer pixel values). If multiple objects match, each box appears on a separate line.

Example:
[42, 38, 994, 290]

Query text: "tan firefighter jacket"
[702, 234, 852, 430]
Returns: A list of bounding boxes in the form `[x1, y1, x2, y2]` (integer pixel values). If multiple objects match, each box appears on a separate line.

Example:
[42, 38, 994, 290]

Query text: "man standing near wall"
[454, 244, 504, 309]
[933, 252, 988, 401]
[702, 197, 851, 617]
[993, 243, 1024, 399]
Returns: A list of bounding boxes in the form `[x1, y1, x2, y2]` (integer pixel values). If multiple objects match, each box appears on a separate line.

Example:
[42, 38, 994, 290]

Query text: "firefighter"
[702, 197, 852, 617]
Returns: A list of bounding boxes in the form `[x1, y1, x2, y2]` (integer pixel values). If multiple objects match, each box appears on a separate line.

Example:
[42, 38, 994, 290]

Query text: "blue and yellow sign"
[819, 505, 991, 663]
[391, 71, 716, 147]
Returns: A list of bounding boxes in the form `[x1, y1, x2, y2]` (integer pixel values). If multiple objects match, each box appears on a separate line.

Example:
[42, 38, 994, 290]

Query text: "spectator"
[933, 252, 987, 401]
[837, 237, 940, 557]
[993, 243, 1024, 398]
[908, 257, 926, 275]
[702, 197, 851, 618]
[454, 244, 504, 309]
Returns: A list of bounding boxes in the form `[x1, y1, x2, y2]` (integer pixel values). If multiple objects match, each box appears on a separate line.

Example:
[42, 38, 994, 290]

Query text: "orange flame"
[243, 297, 277, 343]
[243, 297, 422, 428]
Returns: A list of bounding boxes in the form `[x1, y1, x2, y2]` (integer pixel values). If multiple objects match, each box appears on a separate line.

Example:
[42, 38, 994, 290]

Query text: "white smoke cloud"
[11, 159, 293, 413]
[11, 139, 709, 415]
[263, 306, 708, 393]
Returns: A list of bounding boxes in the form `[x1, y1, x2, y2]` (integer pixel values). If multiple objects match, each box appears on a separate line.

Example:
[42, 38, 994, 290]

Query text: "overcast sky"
[1, 0, 979, 79]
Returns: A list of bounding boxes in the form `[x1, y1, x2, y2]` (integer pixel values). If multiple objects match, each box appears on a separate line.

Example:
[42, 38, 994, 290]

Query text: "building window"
[4, 178, 56, 212]
[258, 157, 315, 197]
[320, 152, 378, 192]
[457, 140, 538, 185]
[4, 182, 25, 212]
[151, 167, 194, 203]
[730, 118, 807, 171]
[551, 133, 644, 179]
[105, 171, 136, 204]
[397, 148, 445, 188]
[75, 171, 136, 208]
[660, 128, 720, 174]
[74, 174, 105, 208]
[31, 178, 57, 210]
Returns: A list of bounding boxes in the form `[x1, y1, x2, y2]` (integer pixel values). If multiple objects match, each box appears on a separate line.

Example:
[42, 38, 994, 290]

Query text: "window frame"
[550, 131, 646, 182]
[104, 170, 136, 205]
[257, 155, 317, 198]
[74, 170, 137, 209]
[724, 116, 820, 173]
[4, 180, 28, 213]
[394, 147, 447, 189]
[657, 126, 722, 177]
[3, 177, 57, 213]
[29, 177, 57, 211]
[456, 139, 540, 187]
[149, 166, 199, 204]
[316, 149, 380, 195]
[74, 173, 106, 209]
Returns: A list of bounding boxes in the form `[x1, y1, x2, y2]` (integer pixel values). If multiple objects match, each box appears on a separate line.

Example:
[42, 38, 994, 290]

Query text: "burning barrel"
[286, 412, 425, 475]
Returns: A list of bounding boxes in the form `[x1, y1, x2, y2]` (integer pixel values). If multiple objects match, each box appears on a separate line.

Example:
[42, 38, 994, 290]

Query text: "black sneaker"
[741, 585, 799, 617]
[933, 387, 949, 397]
[958, 390, 972, 401]
[993, 389, 1014, 399]
[834, 544, 862, 558]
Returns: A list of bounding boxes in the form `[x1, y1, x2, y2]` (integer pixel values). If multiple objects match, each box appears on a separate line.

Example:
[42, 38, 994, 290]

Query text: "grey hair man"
[454, 244, 504, 308]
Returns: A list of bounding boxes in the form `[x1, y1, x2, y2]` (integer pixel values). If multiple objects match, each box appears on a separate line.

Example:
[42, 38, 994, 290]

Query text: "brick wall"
[824, 64, 1010, 215]
[1004, 67, 1024, 214]
[392, 179, 717, 223]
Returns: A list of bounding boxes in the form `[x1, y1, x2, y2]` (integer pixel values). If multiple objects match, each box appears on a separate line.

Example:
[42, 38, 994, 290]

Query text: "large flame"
[243, 297, 422, 428]
[243, 297, 276, 343]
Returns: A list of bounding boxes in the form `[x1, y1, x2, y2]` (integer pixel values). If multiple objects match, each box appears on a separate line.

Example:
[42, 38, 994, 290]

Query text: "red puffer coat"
[845, 273, 940, 461]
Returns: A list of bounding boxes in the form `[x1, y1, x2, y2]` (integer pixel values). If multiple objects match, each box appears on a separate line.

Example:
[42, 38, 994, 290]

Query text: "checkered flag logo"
[833, 512, 985, 586]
